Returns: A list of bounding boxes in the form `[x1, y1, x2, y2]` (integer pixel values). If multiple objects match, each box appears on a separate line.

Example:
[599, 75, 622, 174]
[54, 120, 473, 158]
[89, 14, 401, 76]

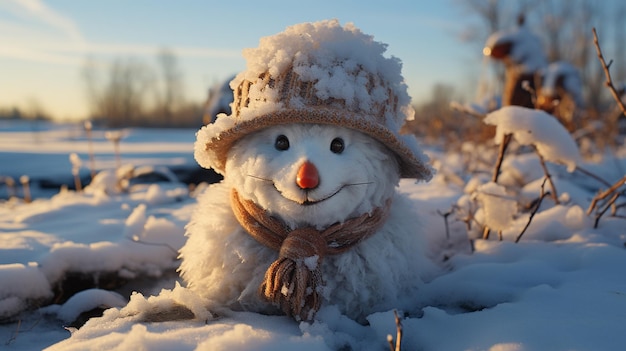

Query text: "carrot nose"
[296, 162, 319, 189]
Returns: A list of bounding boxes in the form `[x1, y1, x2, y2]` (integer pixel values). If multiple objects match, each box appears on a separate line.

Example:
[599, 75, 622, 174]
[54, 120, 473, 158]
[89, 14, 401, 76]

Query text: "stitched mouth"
[275, 184, 345, 206]
[247, 175, 370, 207]
[300, 186, 345, 206]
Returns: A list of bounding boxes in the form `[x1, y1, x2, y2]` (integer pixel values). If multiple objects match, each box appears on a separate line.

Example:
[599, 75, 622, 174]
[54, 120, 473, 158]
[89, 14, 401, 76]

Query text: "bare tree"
[614, 4, 626, 83]
[539, 1, 570, 63]
[458, 0, 540, 51]
[24, 98, 50, 121]
[154, 48, 185, 125]
[569, 1, 604, 114]
[477, 0, 501, 31]
[81, 56, 101, 119]
[82, 57, 154, 127]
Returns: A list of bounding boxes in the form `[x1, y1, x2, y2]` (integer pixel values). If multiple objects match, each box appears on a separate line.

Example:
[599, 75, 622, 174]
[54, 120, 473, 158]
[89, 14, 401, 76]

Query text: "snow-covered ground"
[1, 115, 626, 350]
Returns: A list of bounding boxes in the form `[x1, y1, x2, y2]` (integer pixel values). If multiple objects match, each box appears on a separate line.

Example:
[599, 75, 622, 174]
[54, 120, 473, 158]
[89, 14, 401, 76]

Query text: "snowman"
[179, 20, 437, 322]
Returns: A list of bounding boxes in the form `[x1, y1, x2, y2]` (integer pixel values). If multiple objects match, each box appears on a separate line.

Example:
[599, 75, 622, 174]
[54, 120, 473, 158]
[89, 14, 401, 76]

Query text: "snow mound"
[0, 263, 52, 320]
[0, 173, 191, 321]
[54, 289, 127, 324]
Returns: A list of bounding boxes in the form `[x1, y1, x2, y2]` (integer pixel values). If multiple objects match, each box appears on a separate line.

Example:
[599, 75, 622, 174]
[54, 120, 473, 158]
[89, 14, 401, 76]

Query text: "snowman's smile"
[274, 183, 345, 206]
[246, 174, 347, 205]
[246, 174, 373, 207]
[298, 185, 345, 206]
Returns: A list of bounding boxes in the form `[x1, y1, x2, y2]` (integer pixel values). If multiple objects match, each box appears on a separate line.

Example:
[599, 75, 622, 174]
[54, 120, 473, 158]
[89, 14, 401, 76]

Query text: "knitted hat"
[195, 20, 433, 180]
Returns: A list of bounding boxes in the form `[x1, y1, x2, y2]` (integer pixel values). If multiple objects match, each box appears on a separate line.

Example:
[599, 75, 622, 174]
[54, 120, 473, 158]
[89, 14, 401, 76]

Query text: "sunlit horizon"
[0, 0, 474, 121]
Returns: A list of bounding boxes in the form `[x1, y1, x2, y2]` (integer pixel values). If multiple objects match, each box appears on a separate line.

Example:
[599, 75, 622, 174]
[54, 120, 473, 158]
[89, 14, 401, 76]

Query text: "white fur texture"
[179, 124, 438, 321]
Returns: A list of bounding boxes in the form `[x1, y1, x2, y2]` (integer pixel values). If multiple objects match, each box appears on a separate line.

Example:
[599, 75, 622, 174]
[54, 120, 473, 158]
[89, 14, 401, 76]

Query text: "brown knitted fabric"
[232, 68, 397, 122]
[230, 189, 390, 321]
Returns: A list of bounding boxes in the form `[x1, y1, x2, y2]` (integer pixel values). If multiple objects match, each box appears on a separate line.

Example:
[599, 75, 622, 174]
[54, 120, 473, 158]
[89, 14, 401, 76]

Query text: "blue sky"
[0, 0, 479, 120]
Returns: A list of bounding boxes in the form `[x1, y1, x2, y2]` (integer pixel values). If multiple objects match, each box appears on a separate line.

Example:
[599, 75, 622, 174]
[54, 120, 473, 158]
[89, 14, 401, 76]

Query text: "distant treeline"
[86, 102, 205, 128]
[0, 104, 204, 128]
[82, 49, 207, 128]
[0, 107, 51, 121]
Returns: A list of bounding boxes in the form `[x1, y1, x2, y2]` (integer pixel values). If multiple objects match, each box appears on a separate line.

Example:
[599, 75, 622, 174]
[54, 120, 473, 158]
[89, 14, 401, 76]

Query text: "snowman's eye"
[330, 137, 344, 154]
[275, 135, 290, 151]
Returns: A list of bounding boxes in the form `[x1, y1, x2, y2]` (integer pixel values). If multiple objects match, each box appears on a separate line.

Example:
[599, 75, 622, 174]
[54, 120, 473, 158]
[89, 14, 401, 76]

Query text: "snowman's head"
[225, 123, 399, 229]
[194, 20, 433, 185]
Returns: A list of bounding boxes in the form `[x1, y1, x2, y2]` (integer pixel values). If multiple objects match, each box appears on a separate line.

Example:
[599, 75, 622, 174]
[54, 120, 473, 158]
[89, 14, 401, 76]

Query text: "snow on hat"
[195, 19, 433, 180]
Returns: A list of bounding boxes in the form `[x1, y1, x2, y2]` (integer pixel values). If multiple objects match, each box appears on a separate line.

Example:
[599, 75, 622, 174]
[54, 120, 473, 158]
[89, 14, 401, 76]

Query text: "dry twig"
[4, 319, 21, 346]
[536, 153, 559, 204]
[452, 202, 478, 233]
[19, 175, 31, 203]
[482, 226, 490, 240]
[586, 174, 626, 228]
[592, 27, 626, 116]
[4, 315, 42, 346]
[574, 165, 611, 188]
[84, 121, 97, 180]
[491, 133, 512, 183]
[126, 236, 179, 255]
[4, 176, 16, 198]
[586, 174, 626, 215]
[594, 192, 621, 228]
[516, 178, 550, 243]
[387, 310, 403, 351]
[450, 102, 486, 119]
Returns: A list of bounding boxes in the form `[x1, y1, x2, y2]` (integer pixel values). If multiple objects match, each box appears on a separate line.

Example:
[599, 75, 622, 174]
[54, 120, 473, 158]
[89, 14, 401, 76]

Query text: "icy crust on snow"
[485, 106, 581, 171]
[194, 19, 421, 173]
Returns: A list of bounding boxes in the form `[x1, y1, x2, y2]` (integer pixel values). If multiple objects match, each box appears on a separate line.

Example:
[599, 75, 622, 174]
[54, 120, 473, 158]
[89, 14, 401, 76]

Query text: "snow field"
[1, 97, 626, 350]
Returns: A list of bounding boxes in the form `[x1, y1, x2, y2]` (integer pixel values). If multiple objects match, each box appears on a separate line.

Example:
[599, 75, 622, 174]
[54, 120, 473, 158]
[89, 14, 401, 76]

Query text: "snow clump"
[485, 106, 581, 171]
[475, 182, 517, 231]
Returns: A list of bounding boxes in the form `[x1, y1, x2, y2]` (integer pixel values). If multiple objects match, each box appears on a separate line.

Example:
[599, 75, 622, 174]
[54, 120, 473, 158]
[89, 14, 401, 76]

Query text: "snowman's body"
[179, 124, 436, 321]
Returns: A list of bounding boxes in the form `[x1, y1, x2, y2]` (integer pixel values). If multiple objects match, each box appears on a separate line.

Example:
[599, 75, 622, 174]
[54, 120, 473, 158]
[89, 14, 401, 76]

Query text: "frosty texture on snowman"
[179, 19, 439, 322]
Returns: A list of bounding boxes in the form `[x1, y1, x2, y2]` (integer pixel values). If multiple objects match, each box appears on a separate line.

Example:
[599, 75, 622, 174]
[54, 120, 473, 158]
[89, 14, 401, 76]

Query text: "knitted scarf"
[230, 189, 390, 321]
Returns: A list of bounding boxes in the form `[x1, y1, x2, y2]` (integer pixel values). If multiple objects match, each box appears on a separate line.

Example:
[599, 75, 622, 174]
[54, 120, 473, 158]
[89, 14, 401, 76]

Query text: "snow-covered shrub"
[485, 106, 581, 172]
[442, 104, 612, 242]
